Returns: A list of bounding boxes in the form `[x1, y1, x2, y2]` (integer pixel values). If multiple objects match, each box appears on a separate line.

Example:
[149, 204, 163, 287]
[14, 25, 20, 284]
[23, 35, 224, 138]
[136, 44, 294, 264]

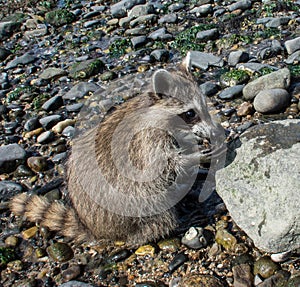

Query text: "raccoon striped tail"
[10, 193, 92, 243]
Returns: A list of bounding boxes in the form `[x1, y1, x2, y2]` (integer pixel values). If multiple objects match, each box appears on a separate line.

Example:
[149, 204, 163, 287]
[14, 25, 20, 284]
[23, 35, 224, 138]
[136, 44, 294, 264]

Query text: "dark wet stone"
[106, 249, 131, 263]
[131, 35, 147, 49]
[200, 82, 219, 97]
[37, 131, 55, 144]
[62, 126, 75, 138]
[24, 117, 40, 132]
[27, 156, 48, 173]
[52, 152, 68, 164]
[168, 252, 188, 273]
[182, 227, 212, 249]
[258, 40, 283, 60]
[150, 49, 169, 62]
[82, 10, 101, 19]
[130, 14, 157, 27]
[254, 256, 280, 279]
[45, 9, 76, 27]
[63, 82, 99, 100]
[196, 28, 218, 41]
[0, 144, 26, 174]
[4, 121, 18, 134]
[0, 47, 11, 61]
[42, 95, 64, 112]
[66, 103, 84, 112]
[0, 21, 21, 40]
[47, 242, 74, 262]
[39, 115, 61, 130]
[0, 181, 23, 200]
[5, 52, 37, 70]
[218, 85, 244, 100]
[14, 165, 34, 177]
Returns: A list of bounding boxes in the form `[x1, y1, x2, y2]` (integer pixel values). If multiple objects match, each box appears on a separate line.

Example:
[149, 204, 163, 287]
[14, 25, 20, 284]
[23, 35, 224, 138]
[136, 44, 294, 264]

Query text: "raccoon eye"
[185, 109, 196, 119]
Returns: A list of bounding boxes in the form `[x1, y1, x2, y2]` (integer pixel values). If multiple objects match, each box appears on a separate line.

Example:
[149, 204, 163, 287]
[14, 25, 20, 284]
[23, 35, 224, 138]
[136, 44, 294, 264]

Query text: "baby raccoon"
[11, 54, 223, 245]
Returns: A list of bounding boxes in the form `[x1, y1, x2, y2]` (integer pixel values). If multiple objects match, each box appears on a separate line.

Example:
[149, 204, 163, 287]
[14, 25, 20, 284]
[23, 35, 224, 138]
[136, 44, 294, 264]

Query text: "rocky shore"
[0, 0, 300, 286]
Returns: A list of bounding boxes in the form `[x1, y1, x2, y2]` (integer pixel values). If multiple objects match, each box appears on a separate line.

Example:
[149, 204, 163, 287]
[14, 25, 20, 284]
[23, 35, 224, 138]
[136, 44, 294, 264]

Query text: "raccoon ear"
[152, 69, 173, 96]
[182, 51, 192, 72]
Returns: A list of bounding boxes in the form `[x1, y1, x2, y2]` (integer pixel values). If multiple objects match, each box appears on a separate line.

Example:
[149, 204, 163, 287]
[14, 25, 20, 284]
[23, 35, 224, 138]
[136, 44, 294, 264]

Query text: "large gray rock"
[216, 120, 300, 253]
[253, 88, 290, 113]
[243, 68, 290, 100]
[0, 144, 26, 174]
[189, 51, 224, 70]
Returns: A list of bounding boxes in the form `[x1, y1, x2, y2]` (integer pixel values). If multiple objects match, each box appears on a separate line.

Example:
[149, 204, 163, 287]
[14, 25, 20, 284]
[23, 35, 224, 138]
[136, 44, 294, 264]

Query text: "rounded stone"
[27, 156, 48, 172]
[253, 88, 291, 113]
[47, 242, 74, 262]
[253, 256, 280, 279]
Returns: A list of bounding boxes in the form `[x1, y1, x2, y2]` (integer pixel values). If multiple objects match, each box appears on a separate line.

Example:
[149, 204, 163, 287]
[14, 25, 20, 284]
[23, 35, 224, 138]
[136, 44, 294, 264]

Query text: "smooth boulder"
[216, 120, 300, 253]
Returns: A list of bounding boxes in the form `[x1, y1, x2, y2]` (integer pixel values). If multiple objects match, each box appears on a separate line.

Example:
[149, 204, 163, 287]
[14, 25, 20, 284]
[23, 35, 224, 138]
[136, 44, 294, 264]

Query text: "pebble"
[218, 85, 244, 100]
[253, 256, 279, 279]
[190, 4, 213, 16]
[232, 264, 253, 287]
[135, 245, 156, 257]
[58, 281, 94, 287]
[62, 265, 81, 282]
[47, 242, 74, 263]
[227, 0, 252, 12]
[180, 274, 223, 287]
[131, 35, 148, 49]
[200, 82, 219, 97]
[39, 115, 62, 129]
[37, 130, 54, 144]
[27, 156, 48, 172]
[257, 270, 290, 287]
[168, 252, 188, 273]
[181, 227, 211, 249]
[150, 49, 169, 62]
[24, 117, 40, 131]
[237, 102, 253, 116]
[270, 251, 292, 262]
[42, 95, 64, 112]
[5, 236, 18, 247]
[52, 119, 75, 134]
[215, 228, 237, 251]
[0, 181, 23, 198]
[196, 28, 218, 41]
[63, 82, 99, 100]
[22, 226, 38, 239]
[284, 36, 300, 55]
[253, 88, 291, 113]
[5, 52, 37, 70]
[106, 249, 131, 263]
[0, 144, 26, 174]
[228, 51, 249, 66]
[189, 51, 224, 70]
[39, 68, 67, 80]
[157, 238, 180, 252]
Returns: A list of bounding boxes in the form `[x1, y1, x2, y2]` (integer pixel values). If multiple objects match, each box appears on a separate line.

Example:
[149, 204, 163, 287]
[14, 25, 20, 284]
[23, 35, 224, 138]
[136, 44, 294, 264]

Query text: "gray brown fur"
[10, 57, 221, 245]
